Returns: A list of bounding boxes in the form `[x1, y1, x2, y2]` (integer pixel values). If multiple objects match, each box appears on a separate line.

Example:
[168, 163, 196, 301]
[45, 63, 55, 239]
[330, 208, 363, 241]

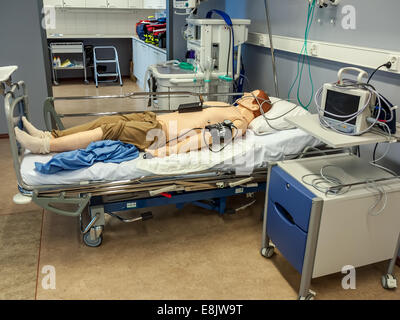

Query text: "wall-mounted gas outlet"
[388, 55, 399, 72]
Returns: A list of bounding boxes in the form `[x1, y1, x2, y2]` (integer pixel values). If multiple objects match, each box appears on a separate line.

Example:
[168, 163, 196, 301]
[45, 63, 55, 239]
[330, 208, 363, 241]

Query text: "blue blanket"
[35, 140, 139, 174]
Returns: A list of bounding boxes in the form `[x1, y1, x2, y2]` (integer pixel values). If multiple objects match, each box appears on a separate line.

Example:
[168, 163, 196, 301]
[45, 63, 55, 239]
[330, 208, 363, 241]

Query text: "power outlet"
[388, 55, 399, 71]
[310, 43, 319, 57]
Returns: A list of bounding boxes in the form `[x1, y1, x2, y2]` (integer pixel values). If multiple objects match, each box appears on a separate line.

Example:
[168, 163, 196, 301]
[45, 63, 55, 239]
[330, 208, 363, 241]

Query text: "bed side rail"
[43, 97, 65, 131]
[3, 81, 33, 191]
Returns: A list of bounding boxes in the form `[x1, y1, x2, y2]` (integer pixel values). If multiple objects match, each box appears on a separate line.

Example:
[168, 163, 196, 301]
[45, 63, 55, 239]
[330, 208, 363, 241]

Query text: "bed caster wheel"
[381, 274, 397, 290]
[84, 80, 89, 85]
[261, 246, 275, 259]
[299, 290, 316, 300]
[83, 231, 103, 247]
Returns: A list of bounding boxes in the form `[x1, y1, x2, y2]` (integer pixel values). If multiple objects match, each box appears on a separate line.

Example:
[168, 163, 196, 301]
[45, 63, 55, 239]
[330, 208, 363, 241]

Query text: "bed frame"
[3, 71, 334, 247]
[4, 76, 279, 246]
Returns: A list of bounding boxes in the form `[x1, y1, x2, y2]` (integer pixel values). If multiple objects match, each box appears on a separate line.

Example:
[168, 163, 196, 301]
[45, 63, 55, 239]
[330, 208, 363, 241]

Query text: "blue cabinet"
[262, 155, 400, 300]
[266, 166, 316, 273]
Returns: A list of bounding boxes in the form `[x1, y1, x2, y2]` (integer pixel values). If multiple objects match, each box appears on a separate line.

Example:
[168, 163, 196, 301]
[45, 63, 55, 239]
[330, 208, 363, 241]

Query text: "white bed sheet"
[20, 128, 319, 186]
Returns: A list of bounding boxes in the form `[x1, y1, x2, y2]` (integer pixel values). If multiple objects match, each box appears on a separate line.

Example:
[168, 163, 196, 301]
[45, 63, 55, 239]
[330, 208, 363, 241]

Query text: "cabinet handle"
[274, 202, 296, 225]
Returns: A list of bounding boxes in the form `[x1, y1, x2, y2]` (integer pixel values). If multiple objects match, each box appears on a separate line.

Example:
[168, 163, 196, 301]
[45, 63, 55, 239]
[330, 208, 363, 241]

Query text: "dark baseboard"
[0, 134, 9, 139]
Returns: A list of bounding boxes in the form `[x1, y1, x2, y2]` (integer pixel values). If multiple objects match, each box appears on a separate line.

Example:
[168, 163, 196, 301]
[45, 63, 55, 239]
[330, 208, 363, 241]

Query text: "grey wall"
[0, 0, 51, 133]
[225, 0, 400, 173]
[226, 0, 400, 259]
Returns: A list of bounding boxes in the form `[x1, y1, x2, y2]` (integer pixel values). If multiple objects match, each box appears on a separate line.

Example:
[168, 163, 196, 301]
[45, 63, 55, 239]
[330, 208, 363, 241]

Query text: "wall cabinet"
[44, 0, 164, 9]
[107, 0, 129, 8]
[85, 0, 108, 8]
[143, 0, 166, 9]
[128, 0, 143, 8]
[62, 0, 86, 8]
[43, 0, 64, 7]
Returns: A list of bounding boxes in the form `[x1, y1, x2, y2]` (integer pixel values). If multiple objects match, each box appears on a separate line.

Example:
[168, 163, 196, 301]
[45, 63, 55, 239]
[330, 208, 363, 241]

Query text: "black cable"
[373, 143, 378, 162]
[367, 62, 392, 84]
[226, 26, 232, 77]
[165, 127, 203, 145]
[204, 124, 238, 153]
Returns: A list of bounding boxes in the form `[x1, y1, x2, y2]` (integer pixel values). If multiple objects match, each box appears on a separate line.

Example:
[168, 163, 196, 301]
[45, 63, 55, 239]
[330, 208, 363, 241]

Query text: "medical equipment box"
[148, 64, 231, 110]
[262, 153, 400, 298]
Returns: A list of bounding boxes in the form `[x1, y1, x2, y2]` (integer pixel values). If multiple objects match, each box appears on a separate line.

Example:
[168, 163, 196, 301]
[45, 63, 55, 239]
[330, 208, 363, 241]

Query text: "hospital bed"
[3, 74, 321, 247]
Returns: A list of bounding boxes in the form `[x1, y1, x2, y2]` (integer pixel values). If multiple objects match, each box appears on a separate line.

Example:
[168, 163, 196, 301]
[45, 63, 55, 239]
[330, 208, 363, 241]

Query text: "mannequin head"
[236, 90, 272, 123]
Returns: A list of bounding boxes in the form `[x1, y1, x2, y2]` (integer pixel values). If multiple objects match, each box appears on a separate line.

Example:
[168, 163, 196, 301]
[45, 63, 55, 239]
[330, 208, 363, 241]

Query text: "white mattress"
[20, 129, 319, 186]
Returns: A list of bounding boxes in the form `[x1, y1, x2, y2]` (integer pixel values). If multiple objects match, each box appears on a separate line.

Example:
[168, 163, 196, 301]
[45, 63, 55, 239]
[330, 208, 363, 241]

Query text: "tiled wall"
[47, 8, 160, 36]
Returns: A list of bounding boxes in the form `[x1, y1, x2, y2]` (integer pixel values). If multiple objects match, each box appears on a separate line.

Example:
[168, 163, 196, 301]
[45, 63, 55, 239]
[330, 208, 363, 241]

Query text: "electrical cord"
[301, 163, 389, 216]
[365, 179, 388, 216]
[165, 127, 203, 145]
[367, 62, 392, 84]
[287, 0, 316, 110]
[368, 61, 394, 158]
[301, 165, 351, 196]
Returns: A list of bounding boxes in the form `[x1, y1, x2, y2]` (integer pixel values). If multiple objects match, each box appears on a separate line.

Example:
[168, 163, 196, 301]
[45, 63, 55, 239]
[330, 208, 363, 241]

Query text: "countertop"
[47, 33, 167, 54]
[47, 33, 135, 39]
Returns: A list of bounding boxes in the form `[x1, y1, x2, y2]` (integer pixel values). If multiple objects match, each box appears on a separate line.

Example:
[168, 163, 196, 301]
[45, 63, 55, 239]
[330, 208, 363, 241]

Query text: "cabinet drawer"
[266, 199, 307, 273]
[268, 166, 315, 232]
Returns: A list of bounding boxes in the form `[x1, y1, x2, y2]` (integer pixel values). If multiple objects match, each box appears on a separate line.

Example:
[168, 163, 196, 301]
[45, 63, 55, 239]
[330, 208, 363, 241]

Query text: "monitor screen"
[324, 89, 361, 125]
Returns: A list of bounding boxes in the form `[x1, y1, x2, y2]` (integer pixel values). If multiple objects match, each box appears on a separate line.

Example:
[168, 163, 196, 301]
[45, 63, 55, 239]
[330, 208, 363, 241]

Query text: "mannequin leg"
[50, 128, 103, 152]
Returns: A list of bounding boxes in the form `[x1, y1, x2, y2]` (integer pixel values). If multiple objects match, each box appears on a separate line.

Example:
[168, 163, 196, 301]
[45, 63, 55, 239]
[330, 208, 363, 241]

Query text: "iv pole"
[264, 0, 279, 97]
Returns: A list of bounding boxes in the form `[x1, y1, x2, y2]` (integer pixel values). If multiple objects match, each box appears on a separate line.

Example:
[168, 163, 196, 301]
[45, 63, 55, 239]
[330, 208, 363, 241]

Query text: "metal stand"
[50, 42, 88, 86]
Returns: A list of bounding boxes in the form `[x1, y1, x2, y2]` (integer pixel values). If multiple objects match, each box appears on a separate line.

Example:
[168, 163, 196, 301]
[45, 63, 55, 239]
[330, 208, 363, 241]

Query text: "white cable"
[301, 165, 351, 196]
[365, 179, 388, 216]
[237, 92, 300, 133]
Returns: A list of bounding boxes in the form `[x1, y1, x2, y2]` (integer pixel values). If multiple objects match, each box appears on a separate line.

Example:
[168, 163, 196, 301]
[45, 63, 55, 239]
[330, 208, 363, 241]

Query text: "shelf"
[0, 66, 18, 82]
[53, 66, 85, 70]
[285, 114, 397, 148]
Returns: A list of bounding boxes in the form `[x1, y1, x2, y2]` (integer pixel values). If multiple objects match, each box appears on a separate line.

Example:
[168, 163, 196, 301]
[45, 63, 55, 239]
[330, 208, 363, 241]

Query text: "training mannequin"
[15, 90, 271, 158]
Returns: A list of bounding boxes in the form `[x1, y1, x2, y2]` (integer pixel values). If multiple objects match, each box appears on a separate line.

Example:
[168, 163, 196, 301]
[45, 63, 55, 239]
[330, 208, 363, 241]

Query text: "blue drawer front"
[266, 199, 307, 273]
[268, 166, 315, 232]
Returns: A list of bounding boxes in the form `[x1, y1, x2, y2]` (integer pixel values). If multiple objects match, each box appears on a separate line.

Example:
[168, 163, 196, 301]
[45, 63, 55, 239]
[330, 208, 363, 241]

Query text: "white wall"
[47, 8, 159, 36]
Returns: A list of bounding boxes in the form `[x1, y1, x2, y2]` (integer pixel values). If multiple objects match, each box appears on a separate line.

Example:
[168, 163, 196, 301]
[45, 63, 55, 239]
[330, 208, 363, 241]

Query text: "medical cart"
[261, 153, 400, 300]
[50, 42, 88, 86]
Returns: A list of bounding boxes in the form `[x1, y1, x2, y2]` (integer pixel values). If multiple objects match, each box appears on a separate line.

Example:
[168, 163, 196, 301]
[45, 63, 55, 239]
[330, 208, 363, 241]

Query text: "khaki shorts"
[52, 112, 163, 150]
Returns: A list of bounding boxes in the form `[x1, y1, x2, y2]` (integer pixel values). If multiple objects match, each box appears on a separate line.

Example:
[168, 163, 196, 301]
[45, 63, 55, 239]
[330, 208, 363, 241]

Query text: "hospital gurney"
[2, 69, 320, 247]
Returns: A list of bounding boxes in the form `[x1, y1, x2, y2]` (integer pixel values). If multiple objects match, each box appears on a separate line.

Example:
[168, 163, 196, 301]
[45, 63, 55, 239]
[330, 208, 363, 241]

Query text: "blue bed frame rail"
[90, 182, 266, 216]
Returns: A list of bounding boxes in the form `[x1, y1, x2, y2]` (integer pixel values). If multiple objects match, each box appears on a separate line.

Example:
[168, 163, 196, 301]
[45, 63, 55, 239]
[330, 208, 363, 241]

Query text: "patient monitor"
[320, 68, 375, 135]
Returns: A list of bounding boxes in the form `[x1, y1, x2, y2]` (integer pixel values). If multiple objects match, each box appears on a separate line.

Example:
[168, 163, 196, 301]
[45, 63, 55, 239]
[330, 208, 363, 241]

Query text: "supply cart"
[50, 42, 88, 85]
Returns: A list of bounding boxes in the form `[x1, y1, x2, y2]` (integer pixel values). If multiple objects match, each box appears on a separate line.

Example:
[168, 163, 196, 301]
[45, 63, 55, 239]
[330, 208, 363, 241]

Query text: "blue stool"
[93, 46, 123, 88]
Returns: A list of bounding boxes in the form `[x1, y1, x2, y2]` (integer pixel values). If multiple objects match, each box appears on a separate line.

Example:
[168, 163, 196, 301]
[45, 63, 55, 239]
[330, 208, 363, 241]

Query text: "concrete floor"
[0, 79, 399, 300]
